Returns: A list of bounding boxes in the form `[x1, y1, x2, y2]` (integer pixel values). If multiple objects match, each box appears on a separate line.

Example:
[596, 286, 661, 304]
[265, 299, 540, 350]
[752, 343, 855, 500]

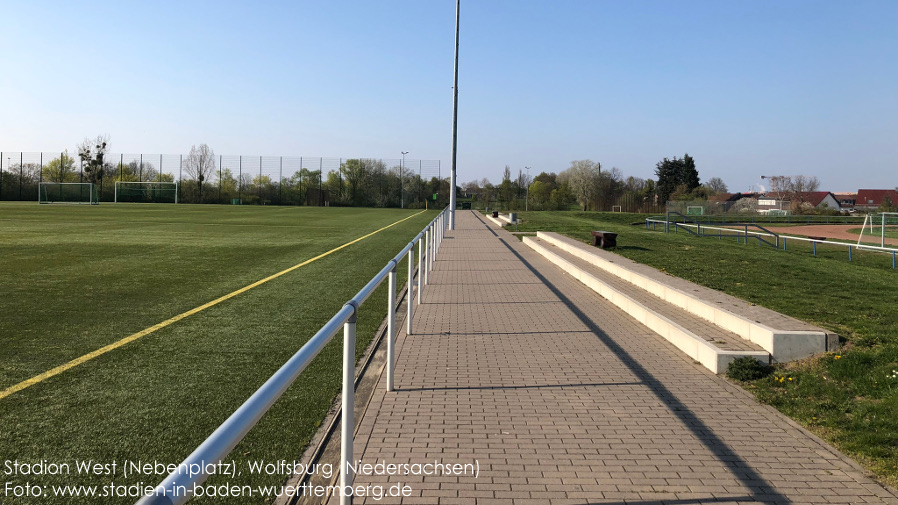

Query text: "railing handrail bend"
[137, 207, 449, 505]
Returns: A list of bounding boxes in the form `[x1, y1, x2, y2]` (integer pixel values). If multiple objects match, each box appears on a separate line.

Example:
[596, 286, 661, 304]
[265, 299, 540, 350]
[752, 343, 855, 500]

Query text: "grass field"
[0, 202, 435, 503]
[849, 226, 898, 240]
[513, 211, 898, 488]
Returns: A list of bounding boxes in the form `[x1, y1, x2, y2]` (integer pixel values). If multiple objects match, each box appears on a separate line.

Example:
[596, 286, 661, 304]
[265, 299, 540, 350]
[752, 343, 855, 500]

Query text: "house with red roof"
[756, 191, 840, 214]
[855, 189, 898, 211]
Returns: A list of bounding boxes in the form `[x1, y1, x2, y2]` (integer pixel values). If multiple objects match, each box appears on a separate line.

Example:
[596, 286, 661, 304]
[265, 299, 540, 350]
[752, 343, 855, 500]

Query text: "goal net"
[686, 206, 704, 216]
[38, 183, 98, 205]
[115, 181, 178, 203]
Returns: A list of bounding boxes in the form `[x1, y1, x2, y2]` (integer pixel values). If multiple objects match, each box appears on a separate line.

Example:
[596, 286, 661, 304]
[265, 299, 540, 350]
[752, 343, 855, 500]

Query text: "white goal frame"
[115, 181, 179, 203]
[857, 213, 898, 248]
[686, 205, 704, 216]
[38, 182, 98, 205]
[611, 205, 622, 212]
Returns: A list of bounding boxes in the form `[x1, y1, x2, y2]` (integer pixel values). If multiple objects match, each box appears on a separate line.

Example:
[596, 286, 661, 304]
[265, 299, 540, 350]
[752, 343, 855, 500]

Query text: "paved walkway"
[344, 210, 898, 504]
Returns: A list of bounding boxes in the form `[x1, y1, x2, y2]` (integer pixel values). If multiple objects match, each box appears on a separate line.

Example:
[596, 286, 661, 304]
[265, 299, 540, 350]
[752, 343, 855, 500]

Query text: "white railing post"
[425, 228, 431, 285]
[387, 266, 396, 392]
[407, 248, 414, 335]
[341, 307, 357, 505]
[417, 238, 423, 304]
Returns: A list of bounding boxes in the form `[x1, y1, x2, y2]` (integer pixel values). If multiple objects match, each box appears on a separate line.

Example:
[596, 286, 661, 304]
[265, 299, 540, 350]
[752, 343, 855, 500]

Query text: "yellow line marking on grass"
[0, 210, 428, 401]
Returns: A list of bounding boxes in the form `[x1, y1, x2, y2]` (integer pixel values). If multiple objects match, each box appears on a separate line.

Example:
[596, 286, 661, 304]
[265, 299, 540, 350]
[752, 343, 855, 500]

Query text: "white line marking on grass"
[0, 210, 427, 401]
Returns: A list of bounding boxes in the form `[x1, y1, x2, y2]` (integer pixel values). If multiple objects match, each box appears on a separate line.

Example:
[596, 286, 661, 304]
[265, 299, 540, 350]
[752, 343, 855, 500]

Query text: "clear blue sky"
[2, 0, 896, 193]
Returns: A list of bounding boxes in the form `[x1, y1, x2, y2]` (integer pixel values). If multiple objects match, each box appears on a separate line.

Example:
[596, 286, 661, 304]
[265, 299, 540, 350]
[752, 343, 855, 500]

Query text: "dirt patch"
[768, 224, 898, 246]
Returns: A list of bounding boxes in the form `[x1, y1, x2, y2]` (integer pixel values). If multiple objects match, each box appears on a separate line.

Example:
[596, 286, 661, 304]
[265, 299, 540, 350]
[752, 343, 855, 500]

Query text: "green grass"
[848, 226, 898, 240]
[0, 202, 435, 503]
[514, 210, 898, 488]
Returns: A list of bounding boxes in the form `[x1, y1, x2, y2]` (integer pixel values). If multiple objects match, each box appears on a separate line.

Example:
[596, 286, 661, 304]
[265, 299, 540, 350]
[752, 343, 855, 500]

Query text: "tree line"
[463, 154, 728, 213]
[1, 139, 450, 207]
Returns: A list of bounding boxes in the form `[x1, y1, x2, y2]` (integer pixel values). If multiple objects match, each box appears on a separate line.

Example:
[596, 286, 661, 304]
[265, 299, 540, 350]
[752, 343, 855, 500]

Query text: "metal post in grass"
[387, 265, 396, 392]
[341, 306, 357, 505]
[813, 241, 817, 256]
[849, 246, 852, 262]
[408, 246, 414, 335]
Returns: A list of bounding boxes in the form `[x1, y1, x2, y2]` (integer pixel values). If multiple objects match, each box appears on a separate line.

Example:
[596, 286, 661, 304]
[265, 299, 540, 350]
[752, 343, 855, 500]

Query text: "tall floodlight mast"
[449, 0, 460, 230]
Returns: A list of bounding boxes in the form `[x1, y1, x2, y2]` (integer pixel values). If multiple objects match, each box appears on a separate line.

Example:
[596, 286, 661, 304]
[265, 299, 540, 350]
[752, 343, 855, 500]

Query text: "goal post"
[38, 182, 98, 205]
[881, 213, 898, 248]
[857, 213, 898, 247]
[686, 206, 704, 216]
[611, 205, 622, 212]
[115, 181, 179, 204]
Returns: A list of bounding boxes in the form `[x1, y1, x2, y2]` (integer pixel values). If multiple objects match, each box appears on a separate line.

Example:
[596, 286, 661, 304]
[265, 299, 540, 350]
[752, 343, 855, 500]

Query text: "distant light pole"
[525, 166, 531, 211]
[401, 151, 409, 208]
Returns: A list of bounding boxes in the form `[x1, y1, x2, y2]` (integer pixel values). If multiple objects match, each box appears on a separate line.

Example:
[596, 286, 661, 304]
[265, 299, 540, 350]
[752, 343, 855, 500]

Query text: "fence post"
[407, 247, 414, 335]
[417, 238, 423, 304]
[848, 246, 852, 262]
[341, 305, 357, 505]
[425, 228, 431, 285]
[813, 242, 817, 256]
[387, 265, 396, 392]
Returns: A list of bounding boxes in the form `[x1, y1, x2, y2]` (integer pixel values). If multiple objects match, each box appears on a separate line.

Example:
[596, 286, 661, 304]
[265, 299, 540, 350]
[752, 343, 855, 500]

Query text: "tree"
[564, 159, 602, 211]
[43, 151, 78, 183]
[706, 177, 728, 194]
[184, 144, 216, 203]
[762, 175, 820, 212]
[77, 135, 109, 188]
[655, 153, 700, 203]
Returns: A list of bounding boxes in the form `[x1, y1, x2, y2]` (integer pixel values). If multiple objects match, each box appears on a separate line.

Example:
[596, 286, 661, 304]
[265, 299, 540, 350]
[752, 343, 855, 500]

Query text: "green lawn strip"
[0, 205, 423, 389]
[847, 226, 898, 240]
[514, 210, 898, 488]
[1, 207, 432, 504]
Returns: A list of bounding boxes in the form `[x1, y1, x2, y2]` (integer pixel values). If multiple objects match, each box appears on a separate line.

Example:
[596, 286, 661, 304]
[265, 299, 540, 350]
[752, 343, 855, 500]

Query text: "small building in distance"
[854, 189, 898, 212]
[833, 192, 857, 211]
[756, 191, 841, 214]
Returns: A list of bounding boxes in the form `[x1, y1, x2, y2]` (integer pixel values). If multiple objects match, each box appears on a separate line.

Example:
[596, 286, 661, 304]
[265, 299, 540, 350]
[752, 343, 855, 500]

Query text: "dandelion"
[834, 355, 842, 360]
[788, 378, 793, 381]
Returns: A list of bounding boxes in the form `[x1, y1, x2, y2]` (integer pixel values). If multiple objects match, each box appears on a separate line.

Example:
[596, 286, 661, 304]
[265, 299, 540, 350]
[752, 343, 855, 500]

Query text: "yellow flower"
[834, 355, 842, 360]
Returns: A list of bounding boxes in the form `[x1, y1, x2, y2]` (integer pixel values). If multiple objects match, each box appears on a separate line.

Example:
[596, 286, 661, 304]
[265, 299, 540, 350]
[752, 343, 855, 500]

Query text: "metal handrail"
[137, 207, 449, 505]
[646, 216, 898, 255]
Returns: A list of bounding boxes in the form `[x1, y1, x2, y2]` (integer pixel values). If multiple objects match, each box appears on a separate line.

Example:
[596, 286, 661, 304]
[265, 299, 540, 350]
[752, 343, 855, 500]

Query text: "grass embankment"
[514, 211, 898, 487]
[0, 202, 435, 504]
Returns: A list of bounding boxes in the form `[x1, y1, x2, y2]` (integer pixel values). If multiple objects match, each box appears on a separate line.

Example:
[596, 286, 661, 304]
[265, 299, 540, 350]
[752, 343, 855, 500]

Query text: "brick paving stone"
[339, 211, 898, 505]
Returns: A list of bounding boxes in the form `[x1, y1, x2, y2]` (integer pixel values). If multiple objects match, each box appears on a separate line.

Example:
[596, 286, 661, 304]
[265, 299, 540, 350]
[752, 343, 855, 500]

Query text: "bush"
[726, 357, 770, 381]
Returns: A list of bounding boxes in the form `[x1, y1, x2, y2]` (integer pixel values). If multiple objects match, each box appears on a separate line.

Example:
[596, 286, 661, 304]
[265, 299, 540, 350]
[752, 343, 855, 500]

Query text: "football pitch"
[0, 202, 436, 503]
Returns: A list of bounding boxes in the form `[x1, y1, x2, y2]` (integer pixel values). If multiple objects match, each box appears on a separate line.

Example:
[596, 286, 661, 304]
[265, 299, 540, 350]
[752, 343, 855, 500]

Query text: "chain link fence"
[0, 152, 443, 207]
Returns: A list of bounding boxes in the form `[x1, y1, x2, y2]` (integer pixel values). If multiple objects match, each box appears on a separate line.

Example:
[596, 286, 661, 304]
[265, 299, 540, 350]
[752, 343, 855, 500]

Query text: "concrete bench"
[591, 231, 617, 249]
